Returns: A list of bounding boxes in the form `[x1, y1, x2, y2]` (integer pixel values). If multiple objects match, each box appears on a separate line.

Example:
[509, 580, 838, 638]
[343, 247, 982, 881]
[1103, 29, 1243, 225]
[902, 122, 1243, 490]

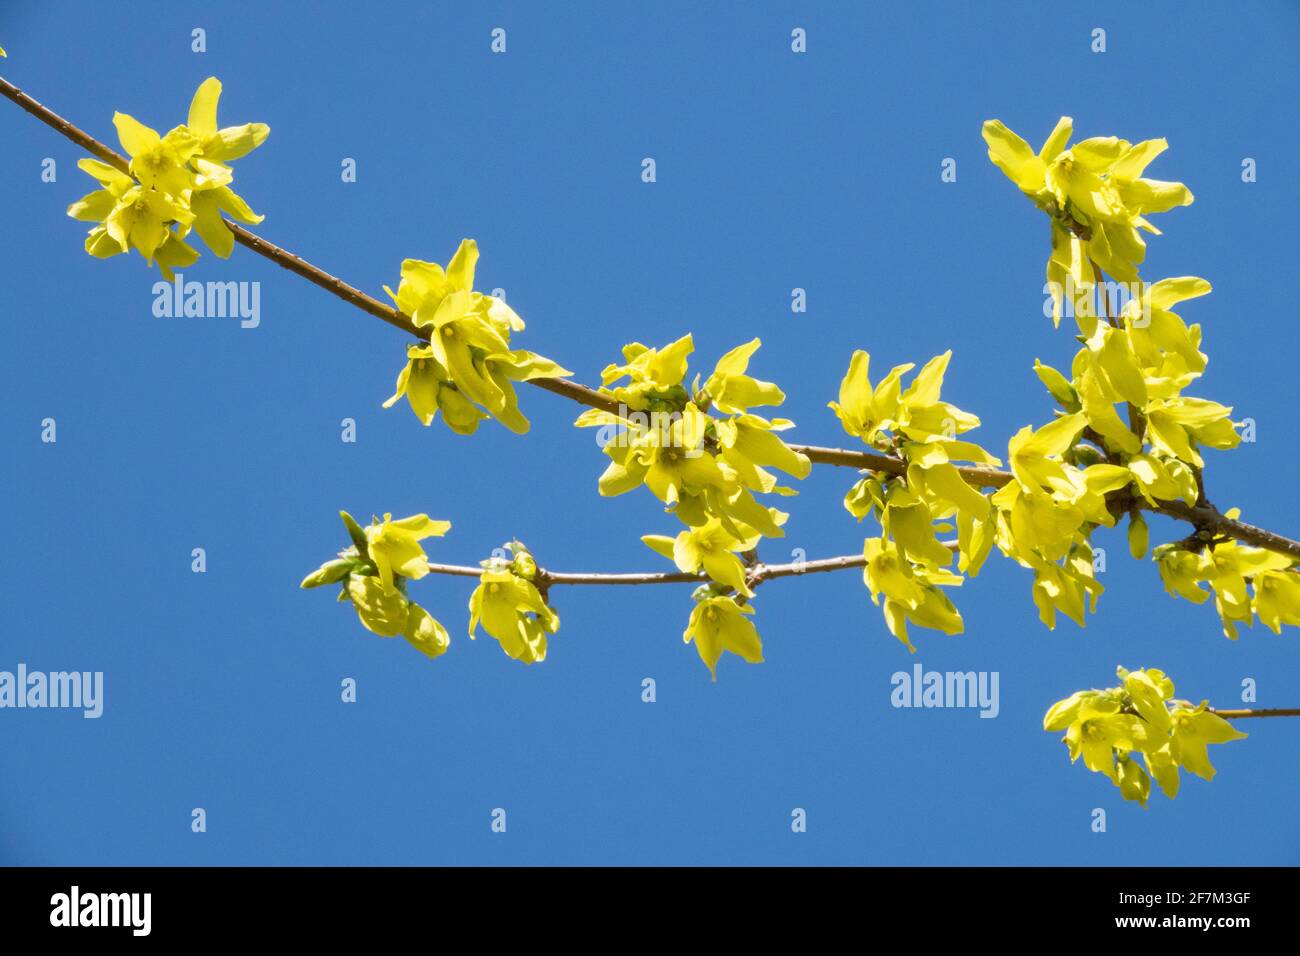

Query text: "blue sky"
[1, 1, 1297, 865]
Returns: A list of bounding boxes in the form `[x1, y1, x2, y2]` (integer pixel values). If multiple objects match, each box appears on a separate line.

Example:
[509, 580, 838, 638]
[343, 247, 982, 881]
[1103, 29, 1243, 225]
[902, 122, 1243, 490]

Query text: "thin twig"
[425, 553, 872, 588]
[1210, 708, 1300, 719]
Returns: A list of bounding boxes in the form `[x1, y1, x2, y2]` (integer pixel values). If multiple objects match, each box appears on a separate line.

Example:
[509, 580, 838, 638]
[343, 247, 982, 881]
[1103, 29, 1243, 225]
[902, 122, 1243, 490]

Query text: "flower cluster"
[982, 115, 1192, 292]
[681, 586, 763, 681]
[830, 349, 999, 650]
[1154, 534, 1300, 638]
[67, 78, 267, 277]
[1044, 667, 1246, 805]
[982, 117, 1300, 638]
[578, 335, 810, 677]
[300, 511, 452, 659]
[383, 240, 571, 435]
[468, 541, 558, 664]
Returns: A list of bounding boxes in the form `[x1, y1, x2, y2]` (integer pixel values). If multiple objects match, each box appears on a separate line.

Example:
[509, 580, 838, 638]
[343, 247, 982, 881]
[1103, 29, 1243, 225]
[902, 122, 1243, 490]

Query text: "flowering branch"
[5, 57, 1300, 806]
[2, 74, 1294, 566]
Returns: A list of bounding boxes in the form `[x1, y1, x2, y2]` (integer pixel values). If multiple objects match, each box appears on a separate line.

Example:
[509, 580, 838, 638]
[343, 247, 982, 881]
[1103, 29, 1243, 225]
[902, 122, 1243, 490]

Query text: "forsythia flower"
[68, 161, 196, 270]
[1253, 568, 1300, 633]
[184, 77, 268, 257]
[701, 339, 785, 415]
[1170, 703, 1248, 781]
[831, 350, 995, 461]
[597, 334, 694, 411]
[642, 517, 763, 597]
[983, 116, 1192, 297]
[1044, 666, 1246, 805]
[383, 345, 487, 434]
[383, 240, 572, 434]
[862, 536, 964, 652]
[300, 511, 451, 659]
[829, 350, 997, 648]
[467, 542, 558, 664]
[991, 410, 1139, 626]
[1153, 529, 1298, 638]
[364, 512, 451, 590]
[67, 77, 267, 275]
[682, 591, 763, 681]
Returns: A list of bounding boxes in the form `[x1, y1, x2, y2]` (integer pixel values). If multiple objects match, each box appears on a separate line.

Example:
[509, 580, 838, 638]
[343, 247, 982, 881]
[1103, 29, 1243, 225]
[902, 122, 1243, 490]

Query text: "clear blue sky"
[2, 1, 1297, 865]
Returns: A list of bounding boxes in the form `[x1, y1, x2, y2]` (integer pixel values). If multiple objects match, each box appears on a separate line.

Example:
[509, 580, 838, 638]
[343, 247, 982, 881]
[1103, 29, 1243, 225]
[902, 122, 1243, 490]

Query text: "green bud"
[339, 510, 369, 554]
[300, 558, 356, 589]
[1033, 359, 1079, 410]
[1070, 443, 1104, 467]
[512, 551, 537, 581]
[1127, 512, 1149, 561]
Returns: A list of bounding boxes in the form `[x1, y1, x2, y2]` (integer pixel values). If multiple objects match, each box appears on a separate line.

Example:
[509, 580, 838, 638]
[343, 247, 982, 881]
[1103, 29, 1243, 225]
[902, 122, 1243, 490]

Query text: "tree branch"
[422, 552, 875, 588]
[3, 73, 1298, 563]
[1210, 708, 1300, 719]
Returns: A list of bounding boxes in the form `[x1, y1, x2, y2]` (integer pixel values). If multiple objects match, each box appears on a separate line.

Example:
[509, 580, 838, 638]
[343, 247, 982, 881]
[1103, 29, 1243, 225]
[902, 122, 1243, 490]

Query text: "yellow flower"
[383, 345, 450, 426]
[301, 511, 451, 659]
[180, 78, 269, 256]
[402, 603, 453, 659]
[1153, 545, 1213, 605]
[468, 570, 557, 664]
[345, 574, 411, 637]
[104, 185, 196, 265]
[682, 594, 763, 681]
[702, 339, 784, 415]
[598, 334, 694, 411]
[714, 413, 811, 489]
[1027, 545, 1103, 630]
[831, 350, 995, 463]
[1253, 569, 1300, 633]
[343, 576, 450, 659]
[68, 77, 267, 271]
[1170, 704, 1246, 781]
[113, 111, 202, 198]
[364, 512, 451, 590]
[1045, 667, 1248, 804]
[1116, 755, 1152, 806]
[186, 77, 270, 167]
[981, 116, 1072, 197]
[1063, 705, 1149, 784]
[643, 518, 758, 596]
[385, 241, 570, 433]
[862, 536, 963, 652]
[984, 116, 1192, 300]
[592, 403, 726, 503]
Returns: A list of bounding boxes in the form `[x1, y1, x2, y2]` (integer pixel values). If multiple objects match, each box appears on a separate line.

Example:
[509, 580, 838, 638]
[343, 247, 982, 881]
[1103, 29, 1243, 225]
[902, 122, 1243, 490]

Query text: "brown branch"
[3, 73, 1299, 564]
[1152, 499, 1300, 561]
[789, 444, 1013, 488]
[1210, 708, 1300, 719]
[429, 552, 874, 588]
[0, 75, 130, 171]
[428, 543, 969, 590]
